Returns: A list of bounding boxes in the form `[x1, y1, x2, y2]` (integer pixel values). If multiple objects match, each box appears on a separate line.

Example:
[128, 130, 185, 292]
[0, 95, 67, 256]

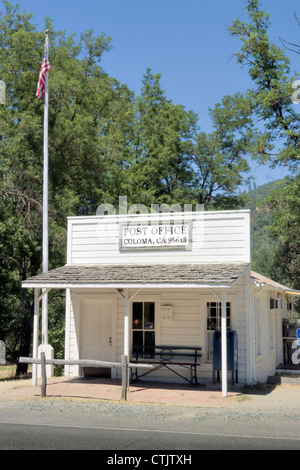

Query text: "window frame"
[205, 300, 231, 363]
[131, 296, 161, 358]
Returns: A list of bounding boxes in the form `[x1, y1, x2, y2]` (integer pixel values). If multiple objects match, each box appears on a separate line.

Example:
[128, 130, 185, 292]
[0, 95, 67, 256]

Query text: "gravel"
[1, 392, 300, 424]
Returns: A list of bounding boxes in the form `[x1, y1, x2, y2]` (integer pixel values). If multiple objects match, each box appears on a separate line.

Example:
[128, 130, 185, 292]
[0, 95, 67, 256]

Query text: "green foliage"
[245, 179, 285, 278]
[0, 1, 253, 368]
[127, 69, 198, 206]
[3, 0, 300, 369]
[231, 1, 300, 292]
[265, 176, 300, 289]
[245, 176, 300, 291]
[191, 92, 253, 207]
[0, 1, 119, 367]
[229, 0, 300, 168]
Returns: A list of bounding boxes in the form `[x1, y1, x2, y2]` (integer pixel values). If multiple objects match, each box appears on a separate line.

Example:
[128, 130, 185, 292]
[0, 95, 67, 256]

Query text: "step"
[267, 369, 300, 385]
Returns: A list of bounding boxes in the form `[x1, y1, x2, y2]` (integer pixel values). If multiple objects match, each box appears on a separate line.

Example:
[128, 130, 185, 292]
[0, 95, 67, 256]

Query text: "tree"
[0, 1, 133, 370]
[230, 0, 300, 288]
[265, 176, 300, 289]
[127, 69, 252, 209]
[190, 92, 254, 208]
[121, 69, 197, 207]
[229, 0, 300, 169]
[0, 1, 255, 371]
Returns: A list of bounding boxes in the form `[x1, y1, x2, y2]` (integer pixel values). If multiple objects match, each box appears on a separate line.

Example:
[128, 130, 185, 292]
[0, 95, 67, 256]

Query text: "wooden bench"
[131, 345, 202, 386]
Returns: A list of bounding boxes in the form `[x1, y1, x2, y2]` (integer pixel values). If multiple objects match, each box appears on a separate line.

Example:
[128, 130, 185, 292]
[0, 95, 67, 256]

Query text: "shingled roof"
[22, 263, 249, 289]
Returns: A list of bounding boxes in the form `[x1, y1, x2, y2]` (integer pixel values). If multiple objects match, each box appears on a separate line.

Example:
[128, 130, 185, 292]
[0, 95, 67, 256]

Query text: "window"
[270, 296, 283, 310]
[206, 301, 231, 362]
[207, 302, 231, 331]
[132, 302, 155, 357]
[255, 298, 262, 356]
[269, 310, 274, 350]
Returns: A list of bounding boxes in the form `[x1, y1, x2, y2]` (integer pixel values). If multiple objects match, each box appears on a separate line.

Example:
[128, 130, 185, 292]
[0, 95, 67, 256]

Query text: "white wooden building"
[22, 209, 300, 396]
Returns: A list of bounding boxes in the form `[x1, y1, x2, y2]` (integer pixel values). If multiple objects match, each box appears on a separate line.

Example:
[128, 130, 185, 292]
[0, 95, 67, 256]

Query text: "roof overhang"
[22, 263, 250, 290]
[251, 270, 300, 296]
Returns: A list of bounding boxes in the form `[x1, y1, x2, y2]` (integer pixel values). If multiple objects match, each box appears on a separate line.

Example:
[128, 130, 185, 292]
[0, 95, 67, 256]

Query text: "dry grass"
[0, 364, 31, 381]
[0, 364, 16, 380]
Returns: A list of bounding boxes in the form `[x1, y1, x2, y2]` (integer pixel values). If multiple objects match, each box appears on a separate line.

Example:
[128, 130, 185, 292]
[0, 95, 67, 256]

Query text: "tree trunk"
[15, 258, 35, 376]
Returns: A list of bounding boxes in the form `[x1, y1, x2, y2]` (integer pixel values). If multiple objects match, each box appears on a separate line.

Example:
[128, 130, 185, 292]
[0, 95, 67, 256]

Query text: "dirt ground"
[0, 372, 300, 410]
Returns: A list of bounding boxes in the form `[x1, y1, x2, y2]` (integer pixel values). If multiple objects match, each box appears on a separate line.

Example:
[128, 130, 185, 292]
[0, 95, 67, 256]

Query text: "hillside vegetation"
[244, 178, 289, 280]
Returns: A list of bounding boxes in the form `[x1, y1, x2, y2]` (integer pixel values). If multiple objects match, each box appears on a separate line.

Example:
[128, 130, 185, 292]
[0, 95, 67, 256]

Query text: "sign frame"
[119, 221, 193, 251]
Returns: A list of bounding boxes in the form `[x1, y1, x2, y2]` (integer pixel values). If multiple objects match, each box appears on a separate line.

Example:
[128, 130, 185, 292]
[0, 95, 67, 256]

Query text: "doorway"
[80, 295, 117, 377]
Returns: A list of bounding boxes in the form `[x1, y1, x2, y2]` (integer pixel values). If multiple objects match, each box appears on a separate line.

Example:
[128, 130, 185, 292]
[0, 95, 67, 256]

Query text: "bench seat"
[131, 345, 202, 386]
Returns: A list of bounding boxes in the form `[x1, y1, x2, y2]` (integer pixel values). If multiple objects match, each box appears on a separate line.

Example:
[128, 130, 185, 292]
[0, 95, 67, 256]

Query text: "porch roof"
[22, 262, 249, 290]
[251, 271, 300, 296]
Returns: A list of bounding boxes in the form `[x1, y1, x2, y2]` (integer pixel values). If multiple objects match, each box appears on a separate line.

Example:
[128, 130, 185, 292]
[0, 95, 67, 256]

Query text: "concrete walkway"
[0, 376, 244, 407]
[1, 375, 300, 410]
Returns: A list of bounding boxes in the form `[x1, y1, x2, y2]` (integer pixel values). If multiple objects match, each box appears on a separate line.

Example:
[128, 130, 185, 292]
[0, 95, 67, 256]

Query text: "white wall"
[253, 290, 287, 383]
[66, 275, 248, 384]
[67, 210, 251, 265]
[64, 209, 252, 384]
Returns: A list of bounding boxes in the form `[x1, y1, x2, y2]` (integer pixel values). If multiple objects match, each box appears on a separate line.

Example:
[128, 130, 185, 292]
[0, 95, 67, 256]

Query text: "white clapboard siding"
[67, 277, 248, 383]
[67, 210, 250, 265]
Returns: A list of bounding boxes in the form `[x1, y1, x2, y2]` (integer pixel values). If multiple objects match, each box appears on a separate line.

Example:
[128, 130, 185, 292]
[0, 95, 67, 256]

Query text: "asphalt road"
[1, 419, 300, 451]
[0, 402, 300, 451]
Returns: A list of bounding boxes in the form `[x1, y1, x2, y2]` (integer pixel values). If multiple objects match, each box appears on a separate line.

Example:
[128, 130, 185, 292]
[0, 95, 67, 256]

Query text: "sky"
[5, 0, 300, 188]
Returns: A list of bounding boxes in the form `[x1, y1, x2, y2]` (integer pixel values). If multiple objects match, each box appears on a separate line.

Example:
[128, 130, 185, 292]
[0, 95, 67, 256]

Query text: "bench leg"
[131, 367, 139, 382]
[190, 366, 198, 386]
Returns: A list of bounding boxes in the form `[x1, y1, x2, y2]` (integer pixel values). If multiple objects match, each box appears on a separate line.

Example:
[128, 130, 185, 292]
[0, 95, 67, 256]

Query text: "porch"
[22, 262, 250, 398]
[2, 375, 243, 406]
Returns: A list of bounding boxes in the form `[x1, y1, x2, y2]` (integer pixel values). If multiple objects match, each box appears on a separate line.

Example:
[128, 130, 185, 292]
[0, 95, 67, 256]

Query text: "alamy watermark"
[291, 340, 300, 365]
[95, 196, 204, 248]
[96, 196, 204, 221]
[292, 79, 300, 104]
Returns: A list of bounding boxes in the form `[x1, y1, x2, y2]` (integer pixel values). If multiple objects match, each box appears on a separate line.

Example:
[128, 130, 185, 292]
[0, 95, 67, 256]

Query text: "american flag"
[36, 55, 51, 99]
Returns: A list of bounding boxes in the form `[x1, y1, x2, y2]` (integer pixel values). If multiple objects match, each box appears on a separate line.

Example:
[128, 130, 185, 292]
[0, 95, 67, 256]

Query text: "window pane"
[145, 331, 155, 347]
[207, 317, 217, 330]
[207, 302, 231, 331]
[210, 302, 217, 316]
[132, 302, 143, 329]
[132, 331, 143, 354]
[145, 331, 155, 357]
[131, 301, 155, 358]
[144, 302, 155, 329]
[206, 331, 214, 361]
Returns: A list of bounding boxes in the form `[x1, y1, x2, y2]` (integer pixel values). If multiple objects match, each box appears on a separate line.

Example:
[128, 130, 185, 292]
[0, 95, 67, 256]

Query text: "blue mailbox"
[213, 330, 238, 385]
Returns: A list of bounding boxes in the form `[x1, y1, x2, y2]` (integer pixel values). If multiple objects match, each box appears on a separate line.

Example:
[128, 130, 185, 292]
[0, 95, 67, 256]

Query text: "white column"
[41, 292, 48, 346]
[221, 289, 227, 398]
[32, 288, 40, 386]
[39, 288, 53, 378]
[64, 288, 71, 377]
[124, 289, 130, 357]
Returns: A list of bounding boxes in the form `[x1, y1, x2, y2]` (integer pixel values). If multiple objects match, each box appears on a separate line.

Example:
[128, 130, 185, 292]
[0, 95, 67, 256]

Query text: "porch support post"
[116, 288, 140, 394]
[123, 289, 130, 393]
[64, 288, 71, 377]
[42, 290, 48, 346]
[117, 288, 140, 358]
[124, 289, 130, 358]
[221, 289, 227, 398]
[38, 288, 53, 378]
[32, 288, 40, 386]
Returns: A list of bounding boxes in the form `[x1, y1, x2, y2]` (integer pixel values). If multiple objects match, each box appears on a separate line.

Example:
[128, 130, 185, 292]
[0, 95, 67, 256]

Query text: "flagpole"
[42, 30, 49, 346]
